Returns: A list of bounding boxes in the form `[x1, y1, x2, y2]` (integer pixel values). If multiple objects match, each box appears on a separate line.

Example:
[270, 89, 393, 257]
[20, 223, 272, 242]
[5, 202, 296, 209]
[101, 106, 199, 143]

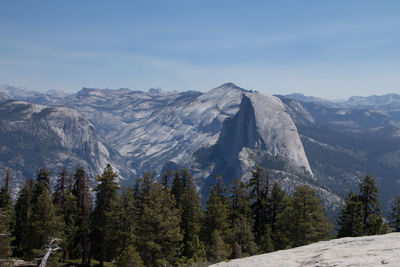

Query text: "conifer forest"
[0, 165, 398, 267]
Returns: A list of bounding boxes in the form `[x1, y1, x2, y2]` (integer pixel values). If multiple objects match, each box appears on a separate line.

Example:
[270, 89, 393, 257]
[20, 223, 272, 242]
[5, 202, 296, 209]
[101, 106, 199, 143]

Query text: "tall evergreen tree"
[248, 166, 272, 251]
[28, 169, 64, 260]
[358, 173, 383, 235]
[53, 167, 69, 209]
[228, 179, 257, 257]
[359, 173, 383, 235]
[268, 182, 288, 250]
[32, 168, 50, 202]
[203, 176, 230, 261]
[91, 164, 120, 267]
[53, 168, 77, 261]
[0, 170, 14, 259]
[135, 173, 183, 267]
[337, 191, 363, 238]
[72, 167, 91, 265]
[276, 185, 331, 248]
[114, 187, 137, 256]
[13, 179, 34, 257]
[208, 230, 227, 263]
[389, 195, 400, 232]
[172, 170, 204, 263]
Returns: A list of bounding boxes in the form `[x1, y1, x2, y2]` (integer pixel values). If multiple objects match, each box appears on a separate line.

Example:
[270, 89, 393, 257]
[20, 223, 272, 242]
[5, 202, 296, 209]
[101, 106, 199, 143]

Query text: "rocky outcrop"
[0, 100, 132, 189]
[210, 233, 400, 267]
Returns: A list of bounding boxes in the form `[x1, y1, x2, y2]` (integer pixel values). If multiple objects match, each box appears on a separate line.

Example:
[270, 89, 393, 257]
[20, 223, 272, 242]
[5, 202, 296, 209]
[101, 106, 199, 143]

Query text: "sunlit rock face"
[0, 100, 132, 191]
[2, 83, 335, 207]
[210, 233, 400, 267]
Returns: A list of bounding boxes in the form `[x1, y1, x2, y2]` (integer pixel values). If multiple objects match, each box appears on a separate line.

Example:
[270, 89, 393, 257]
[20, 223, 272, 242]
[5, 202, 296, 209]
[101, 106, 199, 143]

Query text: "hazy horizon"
[3, 80, 400, 102]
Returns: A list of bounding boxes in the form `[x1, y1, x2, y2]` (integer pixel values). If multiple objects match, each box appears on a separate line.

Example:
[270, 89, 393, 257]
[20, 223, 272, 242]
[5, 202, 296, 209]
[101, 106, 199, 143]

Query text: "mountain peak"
[217, 82, 245, 91]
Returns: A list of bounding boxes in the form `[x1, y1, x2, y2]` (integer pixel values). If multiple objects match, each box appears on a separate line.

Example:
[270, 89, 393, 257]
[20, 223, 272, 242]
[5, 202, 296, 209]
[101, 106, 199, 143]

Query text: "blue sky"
[0, 1, 400, 99]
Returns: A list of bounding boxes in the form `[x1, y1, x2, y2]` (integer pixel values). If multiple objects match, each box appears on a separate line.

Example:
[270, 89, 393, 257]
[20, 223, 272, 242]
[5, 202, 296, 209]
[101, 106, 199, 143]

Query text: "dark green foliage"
[248, 166, 273, 252]
[28, 187, 64, 259]
[185, 234, 206, 264]
[116, 245, 144, 267]
[14, 170, 64, 260]
[91, 164, 120, 267]
[208, 230, 227, 263]
[12, 179, 34, 257]
[23, 169, 64, 259]
[72, 167, 91, 264]
[171, 170, 204, 263]
[0, 178, 13, 259]
[389, 195, 400, 232]
[269, 182, 289, 250]
[337, 174, 387, 237]
[53, 167, 69, 209]
[359, 173, 384, 235]
[276, 185, 331, 248]
[53, 168, 77, 261]
[228, 179, 257, 256]
[337, 191, 363, 237]
[135, 172, 183, 267]
[203, 176, 230, 261]
[113, 187, 137, 256]
[32, 168, 51, 201]
[7, 165, 394, 265]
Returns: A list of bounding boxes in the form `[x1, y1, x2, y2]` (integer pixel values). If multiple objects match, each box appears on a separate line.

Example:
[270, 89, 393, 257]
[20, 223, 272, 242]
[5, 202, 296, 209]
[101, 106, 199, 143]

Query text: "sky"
[0, 1, 400, 99]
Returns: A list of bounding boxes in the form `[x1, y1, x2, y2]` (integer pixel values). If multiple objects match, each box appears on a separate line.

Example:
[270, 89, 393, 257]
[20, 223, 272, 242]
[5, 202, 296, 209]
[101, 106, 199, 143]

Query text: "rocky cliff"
[0, 100, 132, 190]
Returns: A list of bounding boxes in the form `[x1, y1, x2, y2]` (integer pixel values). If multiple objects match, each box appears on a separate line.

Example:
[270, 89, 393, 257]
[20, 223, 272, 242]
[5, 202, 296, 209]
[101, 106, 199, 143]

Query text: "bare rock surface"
[210, 233, 400, 267]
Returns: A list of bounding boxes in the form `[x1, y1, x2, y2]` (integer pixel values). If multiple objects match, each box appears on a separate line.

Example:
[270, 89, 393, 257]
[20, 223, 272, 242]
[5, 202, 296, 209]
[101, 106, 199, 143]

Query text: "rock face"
[0, 82, 338, 207]
[210, 233, 400, 267]
[278, 95, 400, 214]
[0, 100, 132, 189]
[55, 83, 316, 195]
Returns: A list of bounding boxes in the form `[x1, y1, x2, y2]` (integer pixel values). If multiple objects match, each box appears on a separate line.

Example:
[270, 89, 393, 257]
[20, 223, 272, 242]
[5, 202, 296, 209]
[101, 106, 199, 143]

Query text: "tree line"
[0, 166, 398, 266]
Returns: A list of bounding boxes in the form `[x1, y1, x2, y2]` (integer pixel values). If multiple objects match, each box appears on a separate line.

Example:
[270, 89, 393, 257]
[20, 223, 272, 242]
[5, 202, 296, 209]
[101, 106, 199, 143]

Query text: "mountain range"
[1, 83, 400, 214]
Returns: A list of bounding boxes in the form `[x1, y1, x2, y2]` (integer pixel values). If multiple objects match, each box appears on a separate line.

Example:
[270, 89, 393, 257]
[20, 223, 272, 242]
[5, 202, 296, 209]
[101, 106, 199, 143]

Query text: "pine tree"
[53, 168, 77, 261]
[0, 170, 14, 260]
[208, 230, 227, 262]
[61, 188, 78, 261]
[53, 167, 69, 209]
[32, 168, 50, 202]
[72, 167, 91, 264]
[228, 179, 257, 256]
[337, 191, 363, 237]
[91, 164, 120, 267]
[248, 166, 271, 251]
[171, 170, 204, 263]
[276, 185, 331, 248]
[114, 187, 137, 256]
[269, 182, 288, 250]
[135, 175, 182, 267]
[27, 169, 64, 260]
[13, 179, 34, 257]
[116, 245, 144, 267]
[358, 173, 383, 235]
[185, 234, 206, 264]
[203, 176, 230, 261]
[29, 187, 64, 259]
[389, 195, 400, 232]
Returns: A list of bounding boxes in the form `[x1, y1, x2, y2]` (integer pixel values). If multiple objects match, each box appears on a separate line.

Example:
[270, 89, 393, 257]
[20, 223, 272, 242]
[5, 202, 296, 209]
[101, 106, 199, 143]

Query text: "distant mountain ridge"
[0, 100, 133, 193]
[3, 82, 400, 212]
[283, 92, 400, 108]
[0, 82, 340, 208]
